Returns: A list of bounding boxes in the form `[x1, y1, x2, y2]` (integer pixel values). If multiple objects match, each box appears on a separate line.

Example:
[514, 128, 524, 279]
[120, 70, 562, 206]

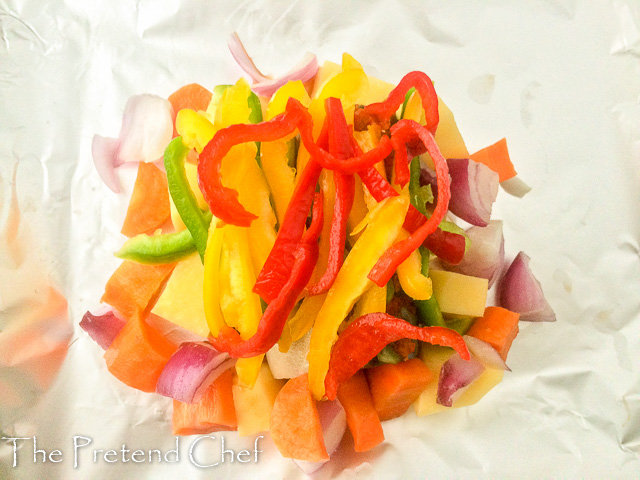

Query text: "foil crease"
[1, 0, 639, 478]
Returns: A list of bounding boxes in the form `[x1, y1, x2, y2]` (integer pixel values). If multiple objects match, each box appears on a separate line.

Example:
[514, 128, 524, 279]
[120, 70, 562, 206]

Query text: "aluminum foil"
[1, 0, 639, 478]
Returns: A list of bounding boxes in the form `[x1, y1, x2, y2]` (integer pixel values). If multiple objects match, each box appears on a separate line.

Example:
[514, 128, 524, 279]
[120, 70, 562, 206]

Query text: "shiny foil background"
[1, 0, 639, 478]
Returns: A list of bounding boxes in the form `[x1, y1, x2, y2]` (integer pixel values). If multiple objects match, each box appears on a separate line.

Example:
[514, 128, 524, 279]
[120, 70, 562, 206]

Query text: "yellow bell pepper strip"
[395, 229, 433, 301]
[224, 225, 265, 387]
[368, 120, 451, 287]
[164, 137, 211, 260]
[218, 237, 240, 330]
[224, 141, 277, 274]
[203, 218, 225, 336]
[323, 313, 470, 401]
[261, 81, 310, 223]
[344, 282, 386, 336]
[176, 109, 217, 153]
[307, 194, 410, 400]
[278, 293, 326, 353]
[307, 97, 355, 296]
[208, 191, 323, 357]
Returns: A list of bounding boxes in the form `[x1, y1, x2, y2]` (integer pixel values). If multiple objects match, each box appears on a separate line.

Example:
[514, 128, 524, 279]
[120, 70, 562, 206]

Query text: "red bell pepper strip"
[252, 116, 328, 303]
[423, 227, 465, 265]
[208, 191, 324, 358]
[253, 158, 323, 303]
[324, 312, 470, 401]
[359, 71, 440, 135]
[367, 120, 451, 287]
[307, 97, 355, 296]
[198, 113, 299, 226]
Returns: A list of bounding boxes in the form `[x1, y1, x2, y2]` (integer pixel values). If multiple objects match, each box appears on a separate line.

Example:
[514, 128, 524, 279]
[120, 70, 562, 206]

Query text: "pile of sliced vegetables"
[83, 36, 556, 473]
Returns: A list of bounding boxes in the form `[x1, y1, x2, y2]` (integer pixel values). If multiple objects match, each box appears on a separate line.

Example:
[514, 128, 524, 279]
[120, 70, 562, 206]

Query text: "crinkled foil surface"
[1, 0, 639, 478]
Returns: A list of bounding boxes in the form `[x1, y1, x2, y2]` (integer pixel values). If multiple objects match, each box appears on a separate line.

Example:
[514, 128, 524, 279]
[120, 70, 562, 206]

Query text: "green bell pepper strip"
[414, 247, 446, 327]
[409, 156, 433, 216]
[164, 137, 211, 260]
[115, 212, 213, 264]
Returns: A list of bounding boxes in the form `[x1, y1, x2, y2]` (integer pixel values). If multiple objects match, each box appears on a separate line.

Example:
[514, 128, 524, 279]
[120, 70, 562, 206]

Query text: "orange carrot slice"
[172, 369, 237, 435]
[121, 162, 171, 237]
[101, 260, 175, 320]
[467, 306, 520, 361]
[168, 83, 213, 137]
[470, 138, 517, 182]
[270, 374, 328, 462]
[366, 358, 433, 421]
[104, 310, 179, 393]
[336, 370, 384, 452]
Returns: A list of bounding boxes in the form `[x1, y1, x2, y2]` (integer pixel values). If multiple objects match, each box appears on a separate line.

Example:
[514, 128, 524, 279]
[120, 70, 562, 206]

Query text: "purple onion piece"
[156, 341, 235, 404]
[499, 252, 556, 322]
[447, 158, 499, 226]
[443, 220, 505, 287]
[464, 335, 510, 371]
[437, 353, 485, 407]
[80, 308, 126, 350]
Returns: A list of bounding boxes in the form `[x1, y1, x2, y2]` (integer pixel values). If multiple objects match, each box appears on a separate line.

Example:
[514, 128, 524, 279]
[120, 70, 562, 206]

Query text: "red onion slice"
[447, 158, 499, 227]
[293, 399, 346, 475]
[227, 32, 269, 83]
[443, 220, 505, 287]
[251, 53, 319, 98]
[499, 251, 556, 322]
[500, 176, 531, 198]
[91, 135, 122, 193]
[117, 94, 174, 164]
[464, 335, 510, 371]
[436, 353, 485, 407]
[227, 33, 319, 98]
[156, 341, 235, 404]
[92, 94, 173, 192]
[80, 308, 126, 350]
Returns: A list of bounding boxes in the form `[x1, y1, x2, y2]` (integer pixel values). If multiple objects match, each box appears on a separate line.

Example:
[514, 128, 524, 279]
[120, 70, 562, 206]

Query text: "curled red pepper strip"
[253, 158, 324, 303]
[324, 312, 470, 401]
[359, 71, 440, 135]
[356, 151, 465, 265]
[198, 113, 298, 226]
[367, 120, 451, 286]
[208, 191, 324, 358]
[285, 98, 394, 174]
[307, 98, 356, 296]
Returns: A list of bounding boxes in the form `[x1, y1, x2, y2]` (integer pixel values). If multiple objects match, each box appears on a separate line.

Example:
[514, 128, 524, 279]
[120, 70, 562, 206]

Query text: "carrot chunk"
[172, 369, 237, 435]
[101, 260, 175, 320]
[337, 370, 384, 452]
[470, 138, 517, 182]
[366, 358, 433, 421]
[467, 306, 520, 361]
[104, 310, 179, 393]
[270, 374, 328, 462]
[121, 162, 171, 237]
[168, 83, 213, 137]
